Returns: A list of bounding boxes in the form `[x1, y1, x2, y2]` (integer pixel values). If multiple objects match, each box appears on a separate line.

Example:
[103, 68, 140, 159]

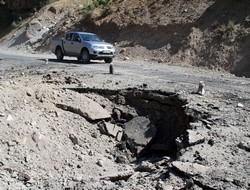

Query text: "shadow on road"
[37, 58, 107, 65]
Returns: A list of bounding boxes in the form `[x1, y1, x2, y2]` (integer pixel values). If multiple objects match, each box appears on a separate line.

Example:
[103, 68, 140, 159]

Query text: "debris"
[135, 161, 156, 172]
[18, 172, 31, 182]
[124, 56, 130, 61]
[238, 141, 250, 152]
[208, 138, 215, 146]
[124, 116, 156, 154]
[115, 155, 127, 163]
[69, 133, 78, 145]
[55, 94, 111, 121]
[197, 81, 205, 95]
[120, 48, 126, 53]
[109, 62, 114, 74]
[100, 170, 134, 182]
[172, 161, 210, 176]
[6, 115, 13, 121]
[187, 129, 205, 146]
[98, 121, 123, 141]
[189, 121, 203, 129]
[32, 132, 42, 143]
[26, 88, 33, 96]
[237, 103, 244, 108]
[96, 160, 104, 167]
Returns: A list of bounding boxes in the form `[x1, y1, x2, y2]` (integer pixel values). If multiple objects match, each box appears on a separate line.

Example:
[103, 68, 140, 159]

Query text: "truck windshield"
[80, 34, 102, 42]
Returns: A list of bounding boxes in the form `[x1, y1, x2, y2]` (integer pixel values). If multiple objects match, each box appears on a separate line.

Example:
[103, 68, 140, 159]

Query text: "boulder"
[124, 116, 156, 154]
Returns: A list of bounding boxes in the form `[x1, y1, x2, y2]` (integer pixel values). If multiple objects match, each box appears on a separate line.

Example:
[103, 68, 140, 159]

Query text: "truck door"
[63, 33, 74, 55]
[71, 33, 82, 56]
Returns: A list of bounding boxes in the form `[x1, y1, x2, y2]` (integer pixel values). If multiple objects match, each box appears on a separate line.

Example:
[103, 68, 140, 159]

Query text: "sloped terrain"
[1, 0, 250, 77]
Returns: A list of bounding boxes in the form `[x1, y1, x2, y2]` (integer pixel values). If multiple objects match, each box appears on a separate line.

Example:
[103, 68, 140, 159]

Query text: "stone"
[105, 123, 123, 139]
[237, 103, 244, 108]
[26, 88, 33, 96]
[162, 185, 174, 190]
[124, 116, 156, 154]
[69, 133, 78, 145]
[187, 130, 205, 146]
[96, 160, 104, 167]
[124, 56, 130, 61]
[100, 170, 134, 182]
[18, 172, 30, 182]
[6, 115, 13, 121]
[115, 155, 127, 163]
[189, 121, 203, 129]
[116, 131, 123, 141]
[172, 161, 210, 176]
[48, 6, 57, 14]
[208, 138, 215, 146]
[98, 121, 123, 141]
[135, 161, 156, 172]
[32, 132, 42, 143]
[120, 48, 126, 53]
[238, 141, 250, 152]
[109, 63, 114, 74]
[197, 81, 205, 95]
[112, 108, 122, 120]
[73, 174, 83, 182]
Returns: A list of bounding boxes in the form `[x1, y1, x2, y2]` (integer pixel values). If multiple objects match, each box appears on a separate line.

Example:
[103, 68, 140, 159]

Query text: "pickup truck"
[50, 32, 115, 64]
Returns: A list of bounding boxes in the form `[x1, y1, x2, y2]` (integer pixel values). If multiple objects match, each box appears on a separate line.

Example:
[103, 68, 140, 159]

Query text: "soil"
[0, 0, 250, 189]
[0, 49, 249, 189]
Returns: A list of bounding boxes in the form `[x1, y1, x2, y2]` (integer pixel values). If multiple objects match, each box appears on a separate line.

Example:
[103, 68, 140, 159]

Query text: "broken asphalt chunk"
[172, 161, 210, 177]
[98, 121, 123, 141]
[55, 92, 111, 121]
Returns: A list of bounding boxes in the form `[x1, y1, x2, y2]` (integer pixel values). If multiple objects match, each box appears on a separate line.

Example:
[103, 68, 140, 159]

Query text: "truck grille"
[99, 51, 114, 55]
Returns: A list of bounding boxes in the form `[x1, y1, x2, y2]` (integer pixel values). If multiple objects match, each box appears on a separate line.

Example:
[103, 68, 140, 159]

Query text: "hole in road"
[69, 88, 190, 161]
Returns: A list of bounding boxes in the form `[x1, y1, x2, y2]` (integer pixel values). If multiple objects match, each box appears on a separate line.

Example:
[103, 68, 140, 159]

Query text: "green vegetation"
[10, 16, 23, 29]
[215, 20, 235, 40]
[81, 0, 113, 16]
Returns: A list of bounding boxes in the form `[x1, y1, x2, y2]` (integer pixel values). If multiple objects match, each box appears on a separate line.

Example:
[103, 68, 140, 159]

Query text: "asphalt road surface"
[0, 49, 250, 100]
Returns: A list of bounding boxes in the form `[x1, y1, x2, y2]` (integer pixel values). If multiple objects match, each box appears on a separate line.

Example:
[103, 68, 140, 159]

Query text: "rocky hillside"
[1, 0, 250, 77]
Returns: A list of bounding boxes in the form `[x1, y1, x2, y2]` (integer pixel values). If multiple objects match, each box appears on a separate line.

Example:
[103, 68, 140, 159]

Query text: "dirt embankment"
[82, 0, 250, 77]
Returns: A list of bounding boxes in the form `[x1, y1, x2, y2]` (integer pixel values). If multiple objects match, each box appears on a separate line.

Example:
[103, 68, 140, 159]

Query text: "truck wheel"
[56, 47, 64, 61]
[81, 49, 90, 64]
[104, 58, 113, 63]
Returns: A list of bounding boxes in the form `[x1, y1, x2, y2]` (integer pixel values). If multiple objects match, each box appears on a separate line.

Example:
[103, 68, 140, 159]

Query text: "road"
[0, 49, 250, 100]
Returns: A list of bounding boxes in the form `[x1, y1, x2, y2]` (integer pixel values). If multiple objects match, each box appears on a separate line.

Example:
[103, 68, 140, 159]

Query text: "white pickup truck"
[50, 32, 115, 63]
